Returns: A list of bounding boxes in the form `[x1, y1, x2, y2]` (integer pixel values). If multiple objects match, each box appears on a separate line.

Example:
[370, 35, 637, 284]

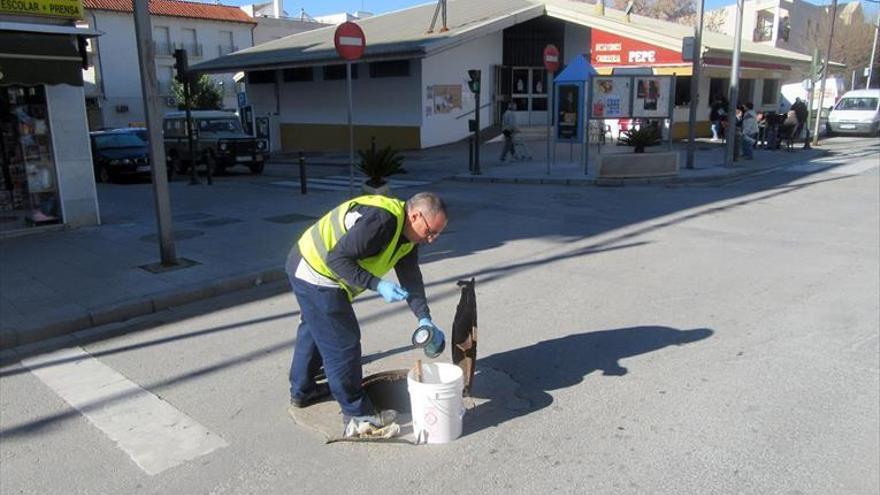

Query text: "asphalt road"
[1, 137, 878, 494]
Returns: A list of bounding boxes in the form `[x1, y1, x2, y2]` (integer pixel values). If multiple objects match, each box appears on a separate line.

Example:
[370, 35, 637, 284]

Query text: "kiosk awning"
[0, 31, 86, 86]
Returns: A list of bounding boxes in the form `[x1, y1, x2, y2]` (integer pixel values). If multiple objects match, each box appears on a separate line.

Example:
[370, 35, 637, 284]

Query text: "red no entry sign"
[334, 21, 366, 61]
[543, 44, 560, 73]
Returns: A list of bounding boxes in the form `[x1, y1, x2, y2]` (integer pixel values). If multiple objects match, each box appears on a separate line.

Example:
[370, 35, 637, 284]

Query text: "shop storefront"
[1, 2, 100, 234]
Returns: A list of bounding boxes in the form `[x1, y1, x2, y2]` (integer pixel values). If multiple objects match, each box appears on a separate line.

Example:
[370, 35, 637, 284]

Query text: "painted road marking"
[22, 347, 228, 476]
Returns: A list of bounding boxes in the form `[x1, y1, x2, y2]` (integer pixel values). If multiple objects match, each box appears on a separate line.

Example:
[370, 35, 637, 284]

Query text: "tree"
[609, 0, 696, 23]
[171, 74, 223, 110]
[807, 10, 878, 90]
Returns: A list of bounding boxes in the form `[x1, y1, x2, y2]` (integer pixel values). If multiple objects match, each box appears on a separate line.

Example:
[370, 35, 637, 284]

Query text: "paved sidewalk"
[0, 132, 824, 355]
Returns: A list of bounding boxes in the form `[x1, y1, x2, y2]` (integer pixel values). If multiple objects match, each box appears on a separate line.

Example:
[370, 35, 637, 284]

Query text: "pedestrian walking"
[499, 102, 518, 161]
[709, 97, 727, 141]
[284, 192, 448, 438]
[741, 102, 758, 160]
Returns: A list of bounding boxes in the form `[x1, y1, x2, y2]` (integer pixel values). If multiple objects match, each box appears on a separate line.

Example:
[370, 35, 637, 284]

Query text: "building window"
[709, 78, 729, 106]
[323, 64, 358, 80]
[778, 16, 790, 42]
[247, 70, 276, 84]
[180, 28, 202, 57]
[369, 60, 409, 78]
[739, 79, 755, 105]
[218, 31, 235, 56]
[283, 67, 313, 82]
[762, 79, 780, 106]
[754, 10, 774, 42]
[674, 76, 692, 106]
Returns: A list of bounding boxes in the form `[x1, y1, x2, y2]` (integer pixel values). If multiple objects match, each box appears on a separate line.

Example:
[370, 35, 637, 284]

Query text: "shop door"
[510, 67, 548, 126]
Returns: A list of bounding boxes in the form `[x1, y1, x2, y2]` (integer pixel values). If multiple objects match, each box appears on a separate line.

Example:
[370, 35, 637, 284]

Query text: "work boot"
[342, 410, 399, 439]
[290, 382, 331, 408]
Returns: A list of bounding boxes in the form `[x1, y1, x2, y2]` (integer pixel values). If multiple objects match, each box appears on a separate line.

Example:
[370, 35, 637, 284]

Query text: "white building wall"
[83, 10, 254, 128]
[421, 32, 503, 148]
[47, 85, 99, 227]
[273, 61, 422, 125]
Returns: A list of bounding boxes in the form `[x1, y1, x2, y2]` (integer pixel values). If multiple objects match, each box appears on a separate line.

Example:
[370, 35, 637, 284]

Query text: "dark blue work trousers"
[288, 274, 375, 417]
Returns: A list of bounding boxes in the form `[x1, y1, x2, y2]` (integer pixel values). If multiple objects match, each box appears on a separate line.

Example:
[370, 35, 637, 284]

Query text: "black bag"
[502, 129, 512, 137]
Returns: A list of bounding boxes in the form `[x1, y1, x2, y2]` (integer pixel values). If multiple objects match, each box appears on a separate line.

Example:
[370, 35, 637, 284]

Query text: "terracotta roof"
[83, 0, 257, 24]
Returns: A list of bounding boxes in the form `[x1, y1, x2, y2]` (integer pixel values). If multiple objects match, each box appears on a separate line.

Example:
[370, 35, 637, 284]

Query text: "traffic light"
[467, 69, 481, 93]
[173, 49, 189, 83]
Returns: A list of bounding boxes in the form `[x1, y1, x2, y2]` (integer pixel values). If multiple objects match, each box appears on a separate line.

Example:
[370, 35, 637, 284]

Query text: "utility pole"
[813, 0, 838, 146]
[132, 0, 177, 266]
[724, 0, 744, 166]
[868, 19, 879, 89]
[686, 0, 705, 169]
[804, 49, 819, 149]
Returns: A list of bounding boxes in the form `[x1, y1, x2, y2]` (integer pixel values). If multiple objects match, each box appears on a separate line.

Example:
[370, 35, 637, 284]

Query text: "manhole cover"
[140, 229, 204, 242]
[173, 212, 214, 221]
[264, 213, 318, 224]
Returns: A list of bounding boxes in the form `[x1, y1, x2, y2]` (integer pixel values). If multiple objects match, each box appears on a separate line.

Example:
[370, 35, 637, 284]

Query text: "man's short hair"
[407, 192, 447, 219]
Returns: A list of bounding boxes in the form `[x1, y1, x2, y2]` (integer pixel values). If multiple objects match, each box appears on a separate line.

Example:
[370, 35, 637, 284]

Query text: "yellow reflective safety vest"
[297, 195, 414, 301]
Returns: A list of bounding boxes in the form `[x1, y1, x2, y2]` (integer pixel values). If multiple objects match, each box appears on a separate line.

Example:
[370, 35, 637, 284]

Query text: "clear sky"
[228, 0, 876, 20]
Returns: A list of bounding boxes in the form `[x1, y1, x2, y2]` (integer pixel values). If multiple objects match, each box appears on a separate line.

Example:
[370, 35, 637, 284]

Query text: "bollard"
[298, 151, 307, 194]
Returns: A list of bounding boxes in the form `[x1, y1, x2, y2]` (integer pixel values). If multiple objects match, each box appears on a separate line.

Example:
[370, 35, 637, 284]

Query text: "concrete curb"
[0, 268, 287, 352]
[450, 149, 830, 188]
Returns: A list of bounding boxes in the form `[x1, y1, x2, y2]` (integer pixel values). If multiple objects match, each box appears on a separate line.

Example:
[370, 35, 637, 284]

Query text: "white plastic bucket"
[407, 363, 464, 444]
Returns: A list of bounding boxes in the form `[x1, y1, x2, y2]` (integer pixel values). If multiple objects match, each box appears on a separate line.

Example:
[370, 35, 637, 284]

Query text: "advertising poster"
[556, 84, 581, 141]
[591, 77, 630, 118]
[632, 77, 672, 118]
[432, 85, 463, 114]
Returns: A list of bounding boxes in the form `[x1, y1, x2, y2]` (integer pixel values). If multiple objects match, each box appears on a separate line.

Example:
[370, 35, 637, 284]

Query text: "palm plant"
[357, 145, 406, 187]
[619, 125, 661, 153]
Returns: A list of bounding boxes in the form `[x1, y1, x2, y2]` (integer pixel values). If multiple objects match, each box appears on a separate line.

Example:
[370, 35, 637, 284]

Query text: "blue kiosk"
[553, 55, 597, 174]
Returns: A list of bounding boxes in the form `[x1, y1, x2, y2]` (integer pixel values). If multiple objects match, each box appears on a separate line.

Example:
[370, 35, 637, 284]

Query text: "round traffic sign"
[334, 21, 366, 61]
[543, 44, 560, 73]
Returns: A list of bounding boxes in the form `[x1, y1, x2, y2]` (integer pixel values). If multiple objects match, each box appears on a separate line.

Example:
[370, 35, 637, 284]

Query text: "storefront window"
[674, 76, 692, 106]
[0, 85, 61, 232]
[762, 79, 780, 106]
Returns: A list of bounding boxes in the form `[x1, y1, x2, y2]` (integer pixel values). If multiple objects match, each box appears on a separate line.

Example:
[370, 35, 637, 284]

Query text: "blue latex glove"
[377, 280, 409, 303]
[417, 318, 445, 358]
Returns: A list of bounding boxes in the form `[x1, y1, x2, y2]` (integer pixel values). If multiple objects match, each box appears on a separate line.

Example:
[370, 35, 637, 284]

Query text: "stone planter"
[597, 151, 680, 179]
[361, 182, 393, 197]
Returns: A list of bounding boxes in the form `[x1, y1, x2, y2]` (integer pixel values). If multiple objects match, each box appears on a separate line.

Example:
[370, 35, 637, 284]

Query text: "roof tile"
[84, 0, 256, 24]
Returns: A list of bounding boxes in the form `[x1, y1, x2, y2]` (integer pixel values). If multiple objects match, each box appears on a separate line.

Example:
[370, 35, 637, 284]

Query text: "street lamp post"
[724, 0, 745, 166]
[685, 0, 705, 169]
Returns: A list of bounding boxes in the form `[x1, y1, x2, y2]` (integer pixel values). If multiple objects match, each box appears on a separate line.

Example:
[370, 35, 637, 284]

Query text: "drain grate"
[264, 213, 318, 224]
[194, 217, 242, 227]
[140, 229, 204, 242]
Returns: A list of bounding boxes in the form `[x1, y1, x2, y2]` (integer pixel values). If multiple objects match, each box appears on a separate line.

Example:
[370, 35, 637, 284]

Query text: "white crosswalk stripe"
[22, 347, 228, 475]
[271, 175, 432, 192]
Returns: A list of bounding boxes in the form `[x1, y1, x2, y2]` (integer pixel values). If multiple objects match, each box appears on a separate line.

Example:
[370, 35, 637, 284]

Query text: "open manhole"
[362, 369, 411, 413]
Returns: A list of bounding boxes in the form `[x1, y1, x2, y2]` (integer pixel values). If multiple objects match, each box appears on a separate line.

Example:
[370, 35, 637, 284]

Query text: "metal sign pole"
[583, 82, 590, 175]
[347, 61, 354, 197]
[546, 77, 552, 175]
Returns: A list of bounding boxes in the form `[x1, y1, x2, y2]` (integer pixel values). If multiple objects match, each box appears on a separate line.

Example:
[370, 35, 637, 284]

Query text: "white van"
[827, 89, 880, 136]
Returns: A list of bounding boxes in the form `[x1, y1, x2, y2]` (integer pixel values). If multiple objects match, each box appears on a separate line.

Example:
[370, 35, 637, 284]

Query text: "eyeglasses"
[418, 211, 439, 241]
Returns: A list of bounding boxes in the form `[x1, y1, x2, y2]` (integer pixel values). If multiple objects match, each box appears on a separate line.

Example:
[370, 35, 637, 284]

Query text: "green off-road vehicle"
[163, 110, 268, 175]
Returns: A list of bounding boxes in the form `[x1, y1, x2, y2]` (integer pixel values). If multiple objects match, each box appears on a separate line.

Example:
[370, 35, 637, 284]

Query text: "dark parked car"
[89, 129, 171, 183]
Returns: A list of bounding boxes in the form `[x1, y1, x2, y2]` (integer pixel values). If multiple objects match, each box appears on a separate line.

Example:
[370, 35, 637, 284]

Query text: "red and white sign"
[334, 21, 366, 61]
[590, 29, 683, 67]
[543, 44, 560, 73]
